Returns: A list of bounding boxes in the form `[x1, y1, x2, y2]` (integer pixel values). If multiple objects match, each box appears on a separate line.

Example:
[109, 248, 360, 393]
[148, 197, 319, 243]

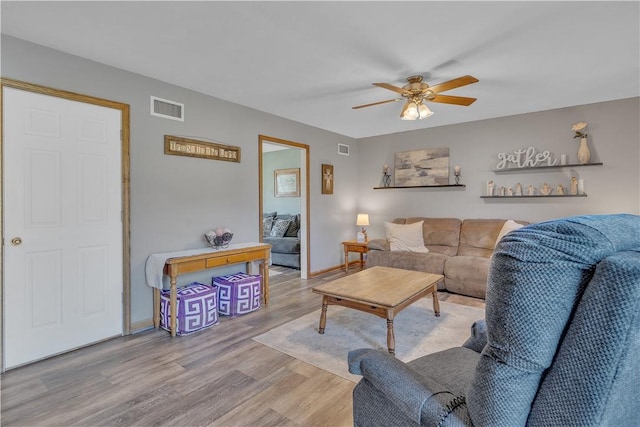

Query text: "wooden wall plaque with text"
[164, 135, 241, 162]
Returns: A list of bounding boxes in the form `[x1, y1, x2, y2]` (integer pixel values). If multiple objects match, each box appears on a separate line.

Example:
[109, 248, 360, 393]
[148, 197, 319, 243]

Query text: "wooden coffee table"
[311, 266, 443, 355]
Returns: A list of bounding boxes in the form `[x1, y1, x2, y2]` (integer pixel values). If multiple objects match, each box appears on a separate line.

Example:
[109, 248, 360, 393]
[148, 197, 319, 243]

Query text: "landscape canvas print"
[394, 147, 450, 186]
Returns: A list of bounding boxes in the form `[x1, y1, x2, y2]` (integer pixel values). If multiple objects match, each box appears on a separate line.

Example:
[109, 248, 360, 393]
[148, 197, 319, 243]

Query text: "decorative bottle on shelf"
[382, 173, 391, 187]
[577, 137, 591, 164]
[382, 164, 391, 187]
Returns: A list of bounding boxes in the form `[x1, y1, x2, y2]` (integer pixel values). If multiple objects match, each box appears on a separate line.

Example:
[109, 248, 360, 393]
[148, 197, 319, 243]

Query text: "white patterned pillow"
[384, 221, 429, 253]
[270, 218, 292, 237]
[263, 217, 274, 237]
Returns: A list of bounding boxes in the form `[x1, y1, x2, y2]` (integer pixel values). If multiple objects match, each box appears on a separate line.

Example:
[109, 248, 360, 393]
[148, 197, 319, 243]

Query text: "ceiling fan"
[352, 75, 479, 120]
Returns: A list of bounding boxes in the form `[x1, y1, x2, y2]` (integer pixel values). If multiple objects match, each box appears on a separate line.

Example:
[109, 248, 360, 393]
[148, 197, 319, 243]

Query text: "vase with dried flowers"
[572, 121, 590, 164]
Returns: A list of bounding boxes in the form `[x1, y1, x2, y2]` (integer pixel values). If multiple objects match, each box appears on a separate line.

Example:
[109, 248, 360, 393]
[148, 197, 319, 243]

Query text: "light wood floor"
[1, 265, 485, 427]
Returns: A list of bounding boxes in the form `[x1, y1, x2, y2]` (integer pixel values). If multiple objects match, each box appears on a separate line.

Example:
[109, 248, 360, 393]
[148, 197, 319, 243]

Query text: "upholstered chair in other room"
[348, 214, 640, 426]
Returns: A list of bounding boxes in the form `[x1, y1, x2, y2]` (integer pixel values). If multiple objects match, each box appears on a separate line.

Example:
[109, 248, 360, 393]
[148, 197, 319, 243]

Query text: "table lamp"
[356, 213, 369, 242]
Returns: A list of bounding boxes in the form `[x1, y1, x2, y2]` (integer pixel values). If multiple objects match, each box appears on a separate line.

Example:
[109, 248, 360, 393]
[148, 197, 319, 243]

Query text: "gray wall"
[263, 149, 301, 216]
[1, 35, 359, 327]
[3, 35, 639, 329]
[357, 97, 640, 239]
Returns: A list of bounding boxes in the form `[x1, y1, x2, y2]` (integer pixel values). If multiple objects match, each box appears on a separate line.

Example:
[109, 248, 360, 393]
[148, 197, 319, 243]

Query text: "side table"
[342, 240, 369, 272]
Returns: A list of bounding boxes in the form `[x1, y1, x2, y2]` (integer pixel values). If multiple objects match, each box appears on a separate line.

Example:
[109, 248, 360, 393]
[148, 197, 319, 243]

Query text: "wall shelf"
[481, 194, 587, 199]
[486, 161, 600, 199]
[373, 184, 466, 190]
[492, 162, 603, 173]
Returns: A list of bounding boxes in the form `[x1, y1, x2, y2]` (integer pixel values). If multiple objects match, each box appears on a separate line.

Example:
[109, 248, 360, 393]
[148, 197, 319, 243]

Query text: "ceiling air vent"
[150, 96, 184, 121]
[338, 143, 350, 156]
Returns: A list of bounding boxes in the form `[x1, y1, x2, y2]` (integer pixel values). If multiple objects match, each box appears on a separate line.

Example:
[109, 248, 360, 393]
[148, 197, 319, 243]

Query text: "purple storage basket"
[160, 282, 218, 335]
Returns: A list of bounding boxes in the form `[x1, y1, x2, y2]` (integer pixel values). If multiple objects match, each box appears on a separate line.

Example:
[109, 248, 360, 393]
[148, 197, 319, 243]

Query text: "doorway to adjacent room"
[258, 135, 310, 279]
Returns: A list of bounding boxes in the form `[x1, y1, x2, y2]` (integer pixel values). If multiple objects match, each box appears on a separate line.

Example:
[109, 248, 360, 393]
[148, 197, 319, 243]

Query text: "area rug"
[253, 300, 485, 382]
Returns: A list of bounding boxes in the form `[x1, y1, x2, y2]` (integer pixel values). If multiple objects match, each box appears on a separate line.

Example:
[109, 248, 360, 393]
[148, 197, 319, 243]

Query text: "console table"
[147, 243, 271, 337]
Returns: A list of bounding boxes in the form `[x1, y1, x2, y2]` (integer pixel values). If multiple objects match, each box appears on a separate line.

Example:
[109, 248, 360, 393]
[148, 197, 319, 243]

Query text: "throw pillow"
[270, 218, 292, 237]
[263, 211, 277, 219]
[495, 220, 524, 247]
[384, 221, 430, 253]
[263, 217, 274, 237]
[284, 214, 300, 237]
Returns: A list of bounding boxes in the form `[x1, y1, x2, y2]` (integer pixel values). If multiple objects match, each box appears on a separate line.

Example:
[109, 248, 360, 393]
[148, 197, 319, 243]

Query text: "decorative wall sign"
[164, 135, 240, 162]
[394, 147, 449, 187]
[495, 147, 557, 170]
[275, 168, 300, 197]
[322, 164, 334, 194]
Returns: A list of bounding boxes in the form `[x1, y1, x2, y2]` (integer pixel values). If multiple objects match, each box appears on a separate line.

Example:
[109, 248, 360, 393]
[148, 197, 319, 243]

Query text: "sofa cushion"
[384, 221, 429, 253]
[270, 252, 300, 269]
[366, 250, 448, 290]
[367, 239, 389, 251]
[444, 255, 491, 299]
[458, 219, 513, 258]
[263, 236, 300, 254]
[408, 347, 481, 398]
[404, 217, 461, 256]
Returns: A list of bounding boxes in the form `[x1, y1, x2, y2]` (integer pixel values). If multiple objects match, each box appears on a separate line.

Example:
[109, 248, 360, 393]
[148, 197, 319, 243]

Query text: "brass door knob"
[10, 237, 22, 246]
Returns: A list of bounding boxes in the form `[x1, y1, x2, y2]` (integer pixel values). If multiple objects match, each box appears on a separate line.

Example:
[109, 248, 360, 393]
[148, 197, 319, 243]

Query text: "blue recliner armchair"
[348, 214, 640, 426]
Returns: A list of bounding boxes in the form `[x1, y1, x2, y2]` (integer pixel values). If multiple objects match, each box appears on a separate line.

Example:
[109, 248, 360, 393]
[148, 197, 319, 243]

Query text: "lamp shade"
[400, 99, 433, 120]
[400, 101, 419, 120]
[418, 103, 434, 118]
[356, 213, 370, 226]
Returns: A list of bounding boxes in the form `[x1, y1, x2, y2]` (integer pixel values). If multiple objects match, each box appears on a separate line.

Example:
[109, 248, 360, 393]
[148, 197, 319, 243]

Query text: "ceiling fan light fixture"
[418, 102, 434, 119]
[400, 100, 419, 120]
[354, 74, 477, 118]
[400, 99, 432, 120]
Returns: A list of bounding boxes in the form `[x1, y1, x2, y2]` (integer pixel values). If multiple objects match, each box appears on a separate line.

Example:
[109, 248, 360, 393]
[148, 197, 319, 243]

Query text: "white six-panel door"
[3, 87, 123, 369]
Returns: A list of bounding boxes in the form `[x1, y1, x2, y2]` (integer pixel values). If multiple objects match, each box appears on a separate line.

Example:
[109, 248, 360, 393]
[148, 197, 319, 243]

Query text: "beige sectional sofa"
[366, 218, 528, 299]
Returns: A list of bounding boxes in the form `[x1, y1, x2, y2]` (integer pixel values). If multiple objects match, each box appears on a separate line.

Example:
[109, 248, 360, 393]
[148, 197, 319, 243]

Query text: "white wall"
[357, 97, 640, 239]
[1, 35, 359, 327]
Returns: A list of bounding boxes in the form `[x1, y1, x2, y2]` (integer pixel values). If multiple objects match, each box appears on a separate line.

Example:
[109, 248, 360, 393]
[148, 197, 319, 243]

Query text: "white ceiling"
[2, 1, 639, 139]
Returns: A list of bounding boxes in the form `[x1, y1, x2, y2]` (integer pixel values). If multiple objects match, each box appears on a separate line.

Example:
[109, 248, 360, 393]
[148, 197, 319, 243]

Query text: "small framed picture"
[274, 168, 300, 197]
[321, 164, 334, 194]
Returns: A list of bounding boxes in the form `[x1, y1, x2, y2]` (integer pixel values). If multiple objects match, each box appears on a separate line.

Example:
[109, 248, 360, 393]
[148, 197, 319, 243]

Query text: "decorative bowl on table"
[205, 229, 233, 250]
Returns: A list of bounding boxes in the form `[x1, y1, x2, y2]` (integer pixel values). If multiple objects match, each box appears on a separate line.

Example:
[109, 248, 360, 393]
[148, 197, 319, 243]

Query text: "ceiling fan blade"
[428, 94, 477, 106]
[352, 98, 403, 109]
[372, 82, 409, 95]
[427, 75, 479, 94]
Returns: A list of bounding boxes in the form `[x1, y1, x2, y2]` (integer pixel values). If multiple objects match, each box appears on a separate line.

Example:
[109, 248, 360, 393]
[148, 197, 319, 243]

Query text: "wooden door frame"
[258, 135, 310, 278]
[0, 78, 131, 369]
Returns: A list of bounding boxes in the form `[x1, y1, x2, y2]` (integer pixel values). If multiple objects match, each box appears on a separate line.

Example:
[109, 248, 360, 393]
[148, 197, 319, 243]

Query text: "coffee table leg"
[386, 311, 395, 355]
[432, 289, 441, 317]
[319, 296, 328, 334]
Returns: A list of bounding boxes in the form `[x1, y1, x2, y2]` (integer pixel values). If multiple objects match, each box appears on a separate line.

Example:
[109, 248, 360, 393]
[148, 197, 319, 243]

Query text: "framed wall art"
[274, 168, 300, 197]
[394, 147, 449, 186]
[322, 164, 334, 194]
